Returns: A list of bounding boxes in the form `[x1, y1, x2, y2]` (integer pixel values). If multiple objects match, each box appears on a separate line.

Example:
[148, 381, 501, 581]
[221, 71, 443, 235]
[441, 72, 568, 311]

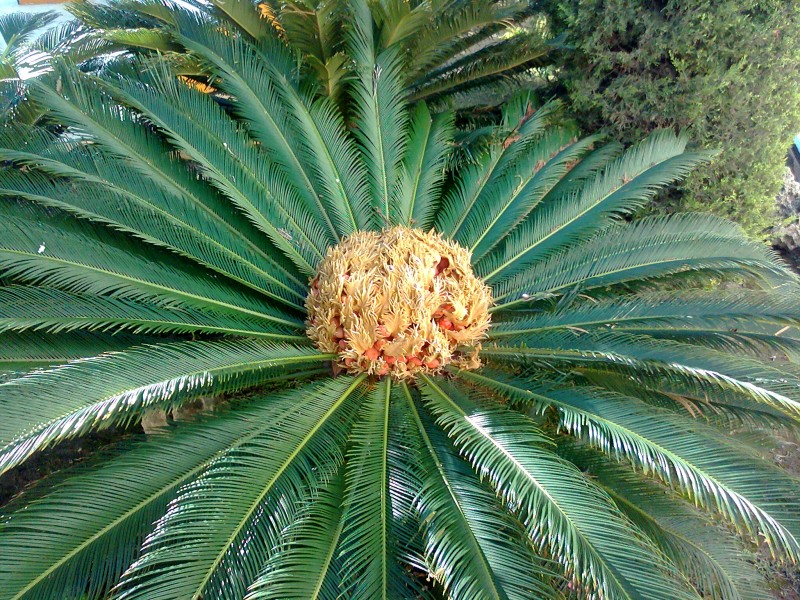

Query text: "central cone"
[306, 227, 492, 379]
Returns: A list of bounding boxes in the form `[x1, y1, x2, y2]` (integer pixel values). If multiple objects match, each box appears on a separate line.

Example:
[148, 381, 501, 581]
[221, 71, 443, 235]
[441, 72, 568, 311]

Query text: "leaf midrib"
[483, 157, 676, 283]
[191, 373, 366, 597]
[9, 374, 330, 599]
[420, 374, 636, 600]
[0, 350, 336, 470]
[0, 247, 301, 328]
[401, 383, 505, 600]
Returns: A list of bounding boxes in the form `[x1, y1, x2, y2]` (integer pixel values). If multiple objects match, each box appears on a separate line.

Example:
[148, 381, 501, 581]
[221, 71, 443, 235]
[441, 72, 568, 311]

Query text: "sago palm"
[69, 0, 555, 112]
[0, 2, 799, 599]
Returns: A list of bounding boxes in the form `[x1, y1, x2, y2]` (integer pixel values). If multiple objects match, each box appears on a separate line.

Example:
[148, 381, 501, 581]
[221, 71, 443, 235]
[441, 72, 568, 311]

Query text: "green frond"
[0, 339, 332, 475]
[574, 365, 797, 432]
[395, 102, 453, 229]
[172, 20, 347, 243]
[272, 0, 342, 67]
[112, 375, 365, 600]
[489, 289, 800, 359]
[483, 331, 800, 420]
[65, 0, 166, 31]
[0, 124, 308, 303]
[0, 285, 306, 340]
[370, 0, 430, 48]
[409, 30, 553, 106]
[176, 14, 374, 234]
[435, 99, 562, 239]
[203, 0, 272, 40]
[385, 382, 429, 592]
[481, 131, 714, 283]
[19, 77, 306, 291]
[490, 290, 800, 341]
[346, 0, 407, 228]
[32, 63, 324, 275]
[0, 330, 143, 375]
[405, 1, 498, 76]
[245, 469, 346, 600]
[406, 1, 538, 86]
[0, 202, 303, 328]
[418, 375, 699, 600]
[100, 27, 179, 52]
[0, 11, 59, 48]
[401, 383, 560, 600]
[95, 59, 328, 273]
[537, 140, 624, 200]
[338, 378, 414, 599]
[458, 368, 800, 560]
[490, 214, 793, 310]
[0, 156, 309, 310]
[466, 130, 595, 263]
[565, 445, 772, 600]
[0, 386, 330, 600]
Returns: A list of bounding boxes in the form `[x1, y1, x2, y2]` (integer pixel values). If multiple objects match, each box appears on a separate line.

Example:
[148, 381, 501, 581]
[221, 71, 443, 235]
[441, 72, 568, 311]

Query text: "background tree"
[541, 0, 800, 236]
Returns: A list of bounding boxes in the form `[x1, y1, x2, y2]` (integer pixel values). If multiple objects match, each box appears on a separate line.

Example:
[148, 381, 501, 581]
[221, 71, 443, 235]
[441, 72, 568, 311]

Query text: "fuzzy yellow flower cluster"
[306, 227, 492, 379]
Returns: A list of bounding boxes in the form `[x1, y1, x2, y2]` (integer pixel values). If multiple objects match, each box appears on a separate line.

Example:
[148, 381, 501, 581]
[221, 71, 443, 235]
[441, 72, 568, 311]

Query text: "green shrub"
[544, 0, 800, 235]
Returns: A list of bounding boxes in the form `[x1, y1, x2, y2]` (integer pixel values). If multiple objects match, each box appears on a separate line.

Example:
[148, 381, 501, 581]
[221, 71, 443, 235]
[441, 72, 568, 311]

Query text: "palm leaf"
[244, 468, 347, 600]
[202, 0, 270, 40]
[401, 383, 561, 600]
[466, 130, 595, 262]
[0, 162, 308, 309]
[565, 444, 772, 600]
[346, 0, 407, 227]
[0, 203, 302, 328]
[395, 102, 453, 229]
[0, 285, 305, 340]
[97, 59, 328, 273]
[112, 375, 365, 600]
[459, 368, 800, 560]
[490, 290, 800, 340]
[480, 131, 714, 283]
[0, 330, 144, 375]
[0, 125, 308, 306]
[483, 331, 800, 420]
[338, 378, 415, 599]
[435, 98, 563, 240]
[0, 386, 329, 600]
[418, 375, 699, 600]
[409, 30, 553, 106]
[490, 214, 793, 310]
[173, 20, 345, 242]
[490, 290, 800, 361]
[0, 339, 331, 475]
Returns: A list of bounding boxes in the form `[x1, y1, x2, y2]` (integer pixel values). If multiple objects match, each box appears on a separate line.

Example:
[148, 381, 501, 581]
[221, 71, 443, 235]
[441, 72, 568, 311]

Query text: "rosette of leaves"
[0, 2, 799, 599]
[67, 0, 556, 113]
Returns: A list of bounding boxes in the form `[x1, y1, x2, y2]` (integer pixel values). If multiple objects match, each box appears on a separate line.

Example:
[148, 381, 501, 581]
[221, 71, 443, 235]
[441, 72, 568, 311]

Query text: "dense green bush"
[543, 0, 800, 235]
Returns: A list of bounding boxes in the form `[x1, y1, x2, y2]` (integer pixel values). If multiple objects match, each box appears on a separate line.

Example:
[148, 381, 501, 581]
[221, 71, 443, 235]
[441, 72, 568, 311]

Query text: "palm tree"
[69, 0, 556, 113]
[0, 12, 88, 125]
[0, 1, 799, 598]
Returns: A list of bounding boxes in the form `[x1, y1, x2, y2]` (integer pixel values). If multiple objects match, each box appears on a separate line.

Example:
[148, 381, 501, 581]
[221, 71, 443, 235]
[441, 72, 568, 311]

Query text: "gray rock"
[772, 168, 800, 258]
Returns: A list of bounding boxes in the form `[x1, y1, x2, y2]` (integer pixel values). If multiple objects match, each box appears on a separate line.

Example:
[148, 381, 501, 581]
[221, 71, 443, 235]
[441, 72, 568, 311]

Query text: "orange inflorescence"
[305, 227, 492, 380]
